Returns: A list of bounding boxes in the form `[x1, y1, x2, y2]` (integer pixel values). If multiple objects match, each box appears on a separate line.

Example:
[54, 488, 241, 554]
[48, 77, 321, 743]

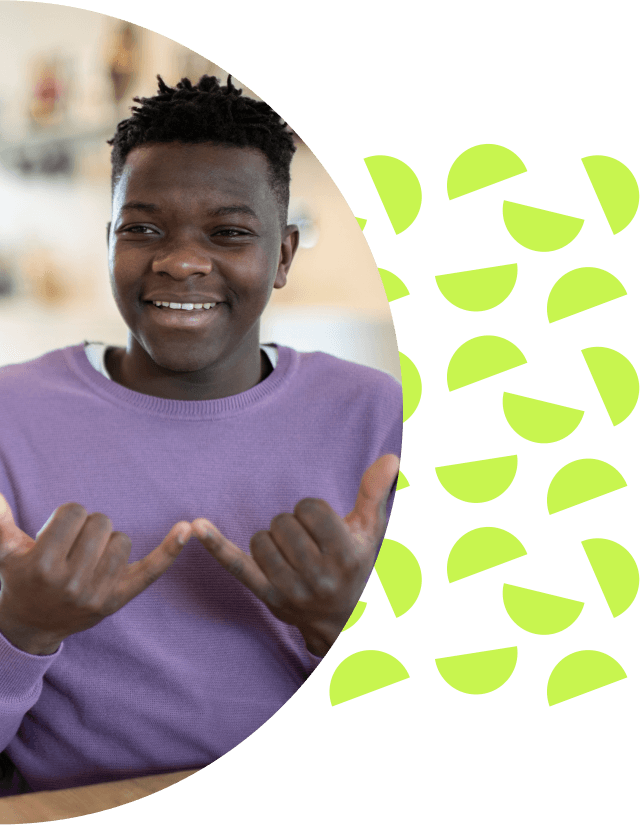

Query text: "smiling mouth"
[146, 300, 219, 311]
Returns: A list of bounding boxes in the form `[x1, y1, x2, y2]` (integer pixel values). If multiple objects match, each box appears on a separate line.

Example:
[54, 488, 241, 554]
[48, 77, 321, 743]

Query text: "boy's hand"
[192, 454, 400, 656]
[0, 497, 192, 656]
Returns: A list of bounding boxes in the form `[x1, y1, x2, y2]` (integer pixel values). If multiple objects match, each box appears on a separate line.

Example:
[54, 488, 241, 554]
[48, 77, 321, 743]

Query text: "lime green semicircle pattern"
[582, 539, 639, 618]
[399, 352, 422, 422]
[582, 347, 639, 426]
[342, 600, 367, 631]
[447, 335, 526, 391]
[396, 471, 409, 491]
[329, 650, 410, 706]
[503, 201, 583, 251]
[375, 539, 422, 618]
[435, 264, 517, 311]
[364, 155, 422, 234]
[447, 527, 527, 582]
[435, 455, 517, 503]
[547, 267, 627, 323]
[503, 393, 584, 443]
[582, 155, 639, 235]
[547, 459, 627, 514]
[378, 268, 410, 302]
[503, 584, 584, 635]
[447, 145, 527, 199]
[547, 650, 627, 706]
[435, 647, 518, 694]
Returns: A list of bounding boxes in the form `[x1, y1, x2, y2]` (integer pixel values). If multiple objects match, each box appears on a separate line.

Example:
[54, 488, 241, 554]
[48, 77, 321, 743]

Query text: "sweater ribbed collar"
[64, 343, 296, 420]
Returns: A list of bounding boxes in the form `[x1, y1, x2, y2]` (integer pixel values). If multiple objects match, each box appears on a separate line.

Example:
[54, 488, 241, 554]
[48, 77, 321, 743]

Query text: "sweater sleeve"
[0, 453, 63, 751]
[0, 635, 62, 751]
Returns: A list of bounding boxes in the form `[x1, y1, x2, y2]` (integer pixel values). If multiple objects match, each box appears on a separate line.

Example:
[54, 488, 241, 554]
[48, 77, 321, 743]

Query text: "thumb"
[344, 454, 400, 541]
[0, 494, 34, 559]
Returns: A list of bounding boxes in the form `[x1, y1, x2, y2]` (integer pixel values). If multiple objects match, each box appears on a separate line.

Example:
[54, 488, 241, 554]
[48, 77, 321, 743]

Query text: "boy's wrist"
[0, 612, 63, 656]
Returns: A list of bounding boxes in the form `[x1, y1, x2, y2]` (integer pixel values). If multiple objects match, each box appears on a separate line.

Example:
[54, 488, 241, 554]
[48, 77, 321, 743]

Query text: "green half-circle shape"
[329, 650, 410, 706]
[436, 455, 517, 503]
[582, 347, 639, 426]
[436, 647, 517, 694]
[582, 538, 639, 618]
[342, 600, 367, 631]
[503, 584, 583, 635]
[547, 650, 627, 706]
[447, 335, 526, 391]
[379, 268, 410, 302]
[447, 145, 526, 199]
[503, 393, 583, 443]
[448, 527, 527, 582]
[364, 155, 422, 234]
[547, 267, 626, 322]
[399, 352, 422, 422]
[547, 459, 627, 514]
[582, 155, 639, 235]
[436, 264, 517, 311]
[396, 470, 409, 491]
[375, 539, 422, 618]
[503, 201, 583, 252]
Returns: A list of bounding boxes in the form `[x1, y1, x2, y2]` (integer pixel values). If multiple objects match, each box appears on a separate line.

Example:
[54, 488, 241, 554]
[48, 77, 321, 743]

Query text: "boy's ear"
[274, 224, 299, 290]
[106, 222, 111, 246]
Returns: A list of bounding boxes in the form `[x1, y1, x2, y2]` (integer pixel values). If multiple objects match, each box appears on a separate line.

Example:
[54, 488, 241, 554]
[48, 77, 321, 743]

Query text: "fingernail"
[177, 530, 190, 546]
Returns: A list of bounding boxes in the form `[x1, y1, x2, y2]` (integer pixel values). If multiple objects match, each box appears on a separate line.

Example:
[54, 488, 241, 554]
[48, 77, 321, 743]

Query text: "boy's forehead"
[113, 142, 275, 209]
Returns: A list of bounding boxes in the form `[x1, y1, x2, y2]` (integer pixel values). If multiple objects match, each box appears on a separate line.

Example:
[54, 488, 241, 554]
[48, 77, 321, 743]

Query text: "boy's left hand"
[191, 454, 400, 657]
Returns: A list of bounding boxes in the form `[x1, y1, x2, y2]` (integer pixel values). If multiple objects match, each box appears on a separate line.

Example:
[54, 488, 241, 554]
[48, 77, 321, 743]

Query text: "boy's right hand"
[0, 496, 191, 656]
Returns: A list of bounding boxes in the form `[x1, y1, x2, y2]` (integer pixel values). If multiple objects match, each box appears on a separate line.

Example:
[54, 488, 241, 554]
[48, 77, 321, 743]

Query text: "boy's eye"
[213, 229, 249, 237]
[122, 225, 155, 234]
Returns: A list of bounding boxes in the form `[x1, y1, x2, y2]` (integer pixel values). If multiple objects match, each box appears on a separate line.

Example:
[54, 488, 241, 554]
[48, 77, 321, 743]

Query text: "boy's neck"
[105, 345, 273, 401]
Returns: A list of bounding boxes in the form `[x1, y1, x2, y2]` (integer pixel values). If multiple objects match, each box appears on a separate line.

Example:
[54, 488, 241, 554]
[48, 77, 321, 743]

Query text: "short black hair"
[107, 74, 296, 225]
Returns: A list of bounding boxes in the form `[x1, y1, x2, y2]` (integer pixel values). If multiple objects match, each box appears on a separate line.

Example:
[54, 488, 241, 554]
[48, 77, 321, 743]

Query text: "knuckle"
[263, 586, 283, 610]
[269, 512, 292, 533]
[62, 578, 83, 602]
[227, 557, 245, 578]
[59, 502, 88, 521]
[86, 512, 113, 534]
[314, 574, 339, 598]
[291, 581, 311, 604]
[294, 497, 327, 519]
[249, 531, 270, 555]
[110, 531, 132, 556]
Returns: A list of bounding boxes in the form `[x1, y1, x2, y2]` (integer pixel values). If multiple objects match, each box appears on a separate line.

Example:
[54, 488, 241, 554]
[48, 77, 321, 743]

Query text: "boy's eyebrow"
[206, 205, 259, 219]
[121, 202, 259, 219]
[122, 201, 161, 213]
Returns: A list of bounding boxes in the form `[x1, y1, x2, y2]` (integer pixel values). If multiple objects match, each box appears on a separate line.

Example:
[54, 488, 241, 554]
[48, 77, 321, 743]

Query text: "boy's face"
[108, 142, 298, 383]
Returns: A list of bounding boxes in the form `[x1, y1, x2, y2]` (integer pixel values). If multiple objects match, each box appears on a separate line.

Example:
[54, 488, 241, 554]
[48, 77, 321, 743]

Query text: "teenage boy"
[0, 75, 402, 794]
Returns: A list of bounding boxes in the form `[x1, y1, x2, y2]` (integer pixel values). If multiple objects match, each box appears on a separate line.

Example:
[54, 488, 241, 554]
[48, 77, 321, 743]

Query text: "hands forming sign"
[0, 453, 398, 658]
[191, 454, 400, 657]
[0, 498, 192, 655]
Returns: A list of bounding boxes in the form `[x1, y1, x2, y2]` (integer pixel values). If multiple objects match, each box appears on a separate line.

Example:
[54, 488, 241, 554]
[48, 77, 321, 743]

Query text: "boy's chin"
[143, 345, 218, 375]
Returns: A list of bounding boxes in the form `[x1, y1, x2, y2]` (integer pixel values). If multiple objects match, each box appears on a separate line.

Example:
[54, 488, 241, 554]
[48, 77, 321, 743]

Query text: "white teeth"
[152, 301, 217, 310]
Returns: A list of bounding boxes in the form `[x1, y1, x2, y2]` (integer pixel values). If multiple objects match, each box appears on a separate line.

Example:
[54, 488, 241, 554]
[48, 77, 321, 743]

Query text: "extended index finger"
[116, 521, 192, 603]
[191, 518, 273, 602]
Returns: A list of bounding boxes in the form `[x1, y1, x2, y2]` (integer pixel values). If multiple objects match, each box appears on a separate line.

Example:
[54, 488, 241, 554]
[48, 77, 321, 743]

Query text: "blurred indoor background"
[0, 2, 400, 380]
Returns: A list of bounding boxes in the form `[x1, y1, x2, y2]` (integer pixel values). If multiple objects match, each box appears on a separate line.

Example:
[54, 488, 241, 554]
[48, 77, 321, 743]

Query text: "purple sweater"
[0, 343, 402, 792]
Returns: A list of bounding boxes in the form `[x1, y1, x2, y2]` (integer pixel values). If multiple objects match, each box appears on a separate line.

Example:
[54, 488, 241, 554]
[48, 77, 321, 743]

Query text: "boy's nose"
[151, 244, 214, 279]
